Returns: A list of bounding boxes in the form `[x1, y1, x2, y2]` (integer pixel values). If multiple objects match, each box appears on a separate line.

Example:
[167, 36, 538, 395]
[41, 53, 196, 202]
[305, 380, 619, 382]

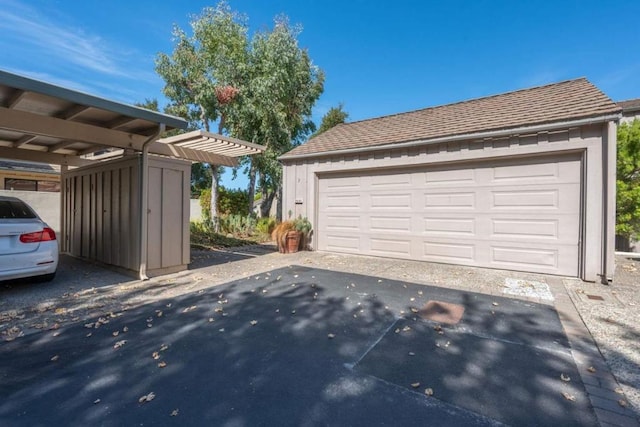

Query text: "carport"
[0, 70, 264, 279]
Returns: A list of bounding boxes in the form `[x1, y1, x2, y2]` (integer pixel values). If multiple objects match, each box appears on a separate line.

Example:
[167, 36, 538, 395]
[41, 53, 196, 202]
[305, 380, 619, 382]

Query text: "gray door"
[317, 153, 581, 276]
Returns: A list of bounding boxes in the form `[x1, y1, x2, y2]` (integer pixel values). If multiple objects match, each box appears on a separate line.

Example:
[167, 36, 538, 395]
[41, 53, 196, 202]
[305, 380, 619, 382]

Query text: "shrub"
[256, 217, 276, 235]
[218, 214, 257, 235]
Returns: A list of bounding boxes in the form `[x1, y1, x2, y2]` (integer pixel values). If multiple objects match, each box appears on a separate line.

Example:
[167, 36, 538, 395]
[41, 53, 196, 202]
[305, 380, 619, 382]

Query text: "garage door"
[317, 153, 581, 276]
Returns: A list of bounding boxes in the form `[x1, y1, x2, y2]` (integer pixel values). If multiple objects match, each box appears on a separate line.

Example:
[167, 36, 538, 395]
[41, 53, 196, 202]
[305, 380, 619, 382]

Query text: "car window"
[0, 200, 37, 219]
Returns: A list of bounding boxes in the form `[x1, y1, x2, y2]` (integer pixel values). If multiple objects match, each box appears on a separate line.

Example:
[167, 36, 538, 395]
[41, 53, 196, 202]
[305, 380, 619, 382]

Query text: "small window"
[5, 178, 36, 191]
[0, 200, 37, 219]
[4, 178, 60, 192]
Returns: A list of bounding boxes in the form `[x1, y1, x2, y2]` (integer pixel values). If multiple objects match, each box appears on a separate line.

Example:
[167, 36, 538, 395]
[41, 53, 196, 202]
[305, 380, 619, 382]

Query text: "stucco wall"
[190, 199, 202, 221]
[0, 189, 60, 232]
[282, 122, 616, 282]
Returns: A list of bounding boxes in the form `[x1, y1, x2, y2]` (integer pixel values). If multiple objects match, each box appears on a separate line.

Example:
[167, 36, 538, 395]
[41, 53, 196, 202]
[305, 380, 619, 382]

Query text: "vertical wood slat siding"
[61, 155, 190, 276]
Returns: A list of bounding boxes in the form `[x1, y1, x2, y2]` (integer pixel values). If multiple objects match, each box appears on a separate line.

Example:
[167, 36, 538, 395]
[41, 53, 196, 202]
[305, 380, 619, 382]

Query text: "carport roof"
[282, 78, 622, 159]
[0, 70, 263, 167]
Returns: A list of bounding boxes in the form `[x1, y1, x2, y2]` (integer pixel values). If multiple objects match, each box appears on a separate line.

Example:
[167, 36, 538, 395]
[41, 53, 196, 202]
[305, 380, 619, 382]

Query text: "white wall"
[190, 199, 202, 221]
[0, 189, 60, 232]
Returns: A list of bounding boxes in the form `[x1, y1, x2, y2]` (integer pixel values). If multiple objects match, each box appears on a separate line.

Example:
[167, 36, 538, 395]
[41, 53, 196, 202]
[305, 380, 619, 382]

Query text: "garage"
[317, 153, 581, 276]
[281, 78, 620, 282]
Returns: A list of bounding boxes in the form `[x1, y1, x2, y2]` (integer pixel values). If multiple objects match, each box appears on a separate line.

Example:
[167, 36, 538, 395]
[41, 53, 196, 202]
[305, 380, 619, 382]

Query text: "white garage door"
[317, 153, 582, 276]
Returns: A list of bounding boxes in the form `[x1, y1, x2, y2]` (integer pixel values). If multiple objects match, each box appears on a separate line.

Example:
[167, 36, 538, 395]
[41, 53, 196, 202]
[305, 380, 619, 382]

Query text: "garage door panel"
[324, 215, 361, 231]
[424, 192, 475, 209]
[371, 193, 411, 209]
[370, 216, 411, 232]
[423, 241, 476, 261]
[492, 218, 558, 239]
[424, 217, 476, 236]
[425, 168, 475, 185]
[324, 234, 360, 251]
[324, 194, 360, 210]
[491, 246, 559, 269]
[370, 173, 411, 187]
[370, 237, 411, 256]
[492, 161, 559, 182]
[318, 153, 581, 276]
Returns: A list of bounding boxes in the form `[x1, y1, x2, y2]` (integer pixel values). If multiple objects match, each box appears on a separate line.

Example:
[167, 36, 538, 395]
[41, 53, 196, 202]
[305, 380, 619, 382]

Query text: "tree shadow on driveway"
[0, 265, 599, 426]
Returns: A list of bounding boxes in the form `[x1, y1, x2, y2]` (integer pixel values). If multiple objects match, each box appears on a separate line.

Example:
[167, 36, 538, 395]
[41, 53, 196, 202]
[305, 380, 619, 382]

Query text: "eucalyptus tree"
[156, 3, 323, 223]
[226, 17, 324, 217]
[155, 2, 247, 229]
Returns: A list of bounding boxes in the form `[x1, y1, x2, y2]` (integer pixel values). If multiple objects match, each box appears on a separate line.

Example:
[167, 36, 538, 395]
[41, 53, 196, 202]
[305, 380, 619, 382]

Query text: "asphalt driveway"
[0, 264, 597, 426]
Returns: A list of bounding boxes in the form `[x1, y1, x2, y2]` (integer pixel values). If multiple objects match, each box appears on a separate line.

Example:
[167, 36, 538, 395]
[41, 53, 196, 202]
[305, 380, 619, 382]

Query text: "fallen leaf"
[587, 366, 596, 373]
[615, 387, 624, 395]
[208, 318, 214, 322]
[86, 333, 92, 338]
[410, 307, 419, 313]
[219, 328, 225, 332]
[411, 382, 420, 388]
[424, 388, 434, 396]
[562, 392, 576, 401]
[418, 291, 423, 295]
[156, 311, 163, 317]
[619, 399, 628, 408]
[158, 361, 167, 368]
[492, 302, 499, 306]
[327, 333, 335, 339]
[52, 331, 61, 337]
[113, 340, 127, 349]
[170, 409, 179, 416]
[138, 392, 155, 404]
[560, 373, 571, 382]
[402, 326, 411, 332]
[394, 328, 400, 334]
[250, 320, 258, 326]
[410, 297, 415, 302]
[112, 331, 119, 337]
[94, 399, 101, 404]
[160, 344, 168, 351]
[291, 310, 296, 314]
[408, 352, 416, 356]
[152, 352, 160, 360]
[51, 355, 59, 362]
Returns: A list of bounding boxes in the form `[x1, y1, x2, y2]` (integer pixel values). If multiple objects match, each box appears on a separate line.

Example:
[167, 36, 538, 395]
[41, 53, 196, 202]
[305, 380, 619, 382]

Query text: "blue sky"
[1, 0, 639, 189]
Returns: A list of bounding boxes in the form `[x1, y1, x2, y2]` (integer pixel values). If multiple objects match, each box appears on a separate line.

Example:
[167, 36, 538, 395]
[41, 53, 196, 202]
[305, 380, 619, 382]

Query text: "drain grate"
[418, 300, 465, 325]
[586, 294, 605, 301]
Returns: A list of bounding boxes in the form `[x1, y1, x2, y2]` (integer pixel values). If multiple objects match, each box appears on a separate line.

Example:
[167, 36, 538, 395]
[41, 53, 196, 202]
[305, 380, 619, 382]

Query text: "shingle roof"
[284, 78, 620, 158]
[618, 98, 640, 112]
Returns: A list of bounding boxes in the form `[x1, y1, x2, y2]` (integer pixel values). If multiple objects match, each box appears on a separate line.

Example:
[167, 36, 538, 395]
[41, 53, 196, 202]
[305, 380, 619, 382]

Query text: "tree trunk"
[210, 166, 220, 232]
[260, 189, 276, 218]
[247, 159, 257, 215]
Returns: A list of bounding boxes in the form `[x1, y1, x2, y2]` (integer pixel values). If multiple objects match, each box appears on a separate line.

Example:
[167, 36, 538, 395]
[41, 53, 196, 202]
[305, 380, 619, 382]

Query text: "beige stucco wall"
[282, 122, 616, 282]
[0, 189, 60, 233]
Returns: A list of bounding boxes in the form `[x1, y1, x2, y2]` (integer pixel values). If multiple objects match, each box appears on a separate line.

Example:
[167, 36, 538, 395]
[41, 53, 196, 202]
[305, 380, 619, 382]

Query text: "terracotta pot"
[285, 230, 301, 253]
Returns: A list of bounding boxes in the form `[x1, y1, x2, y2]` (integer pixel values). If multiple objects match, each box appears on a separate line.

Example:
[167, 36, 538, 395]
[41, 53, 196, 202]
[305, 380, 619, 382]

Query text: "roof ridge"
[339, 77, 590, 127]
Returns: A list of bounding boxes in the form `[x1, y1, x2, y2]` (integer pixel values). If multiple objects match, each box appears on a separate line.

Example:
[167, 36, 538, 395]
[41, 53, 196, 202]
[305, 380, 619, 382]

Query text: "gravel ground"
[564, 254, 640, 420]
[1, 246, 638, 423]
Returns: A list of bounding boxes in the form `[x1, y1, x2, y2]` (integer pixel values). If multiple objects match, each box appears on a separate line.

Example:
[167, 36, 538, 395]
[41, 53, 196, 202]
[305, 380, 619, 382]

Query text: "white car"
[0, 196, 58, 282]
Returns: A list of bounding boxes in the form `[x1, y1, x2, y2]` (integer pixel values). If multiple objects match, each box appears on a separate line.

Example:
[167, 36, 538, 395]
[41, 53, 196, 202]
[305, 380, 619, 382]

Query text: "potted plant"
[271, 216, 312, 253]
[293, 216, 312, 251]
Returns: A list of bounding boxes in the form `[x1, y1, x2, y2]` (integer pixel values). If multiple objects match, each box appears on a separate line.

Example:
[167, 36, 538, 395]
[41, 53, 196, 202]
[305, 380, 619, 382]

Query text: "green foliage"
[200, 186, 249, 221]
[190, 220, 260, 248]
[199, 187, 212, 224]
[191, 163, 212, 197]
[218, 187, 250, 216]
[616, 119, 640, 238]
[313, 103, 348, 137]
[256, 217, 276, 235]
[293, 215, 312, 235]
[218, 214, 257, 235]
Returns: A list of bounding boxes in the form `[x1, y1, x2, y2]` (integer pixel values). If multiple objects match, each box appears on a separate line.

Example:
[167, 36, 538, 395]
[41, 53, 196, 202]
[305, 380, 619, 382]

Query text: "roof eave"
[0, 69, 188, 130]
[280, 112, 622, 162]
